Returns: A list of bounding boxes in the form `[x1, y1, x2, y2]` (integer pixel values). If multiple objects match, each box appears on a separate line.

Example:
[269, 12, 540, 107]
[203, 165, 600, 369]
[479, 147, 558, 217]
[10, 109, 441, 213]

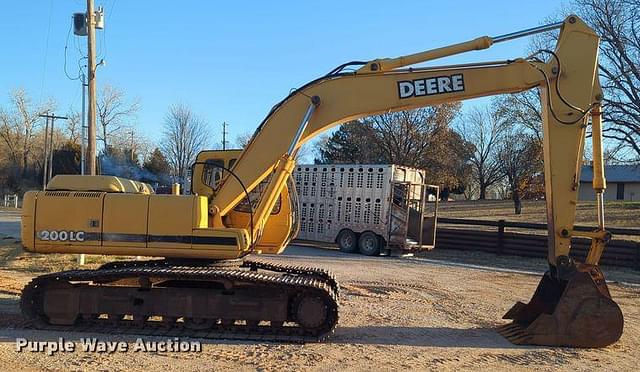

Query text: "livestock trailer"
[293, 164, 438, 256]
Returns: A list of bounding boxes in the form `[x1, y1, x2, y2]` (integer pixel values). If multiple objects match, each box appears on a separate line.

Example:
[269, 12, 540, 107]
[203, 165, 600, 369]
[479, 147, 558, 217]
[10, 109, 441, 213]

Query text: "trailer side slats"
[294, 164, 437, 254]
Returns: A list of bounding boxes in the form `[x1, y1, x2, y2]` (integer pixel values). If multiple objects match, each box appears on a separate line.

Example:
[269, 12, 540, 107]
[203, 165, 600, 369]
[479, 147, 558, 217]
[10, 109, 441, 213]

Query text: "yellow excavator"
[20, 15, 623, 346]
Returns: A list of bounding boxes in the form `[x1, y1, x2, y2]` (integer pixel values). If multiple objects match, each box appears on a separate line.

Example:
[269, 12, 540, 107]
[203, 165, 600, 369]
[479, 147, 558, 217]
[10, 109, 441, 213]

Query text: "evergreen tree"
[143, 148, 171, 184]
[316, 121, 382, 164]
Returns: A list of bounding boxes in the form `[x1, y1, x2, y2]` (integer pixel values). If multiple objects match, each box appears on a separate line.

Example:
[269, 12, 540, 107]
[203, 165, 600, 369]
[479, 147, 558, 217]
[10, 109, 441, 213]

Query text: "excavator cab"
[191, 150, 300, 254]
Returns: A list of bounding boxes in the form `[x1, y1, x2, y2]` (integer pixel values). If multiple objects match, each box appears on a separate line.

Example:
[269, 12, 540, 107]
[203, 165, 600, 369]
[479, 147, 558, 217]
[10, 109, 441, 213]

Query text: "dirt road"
[0, 245, 638, 371]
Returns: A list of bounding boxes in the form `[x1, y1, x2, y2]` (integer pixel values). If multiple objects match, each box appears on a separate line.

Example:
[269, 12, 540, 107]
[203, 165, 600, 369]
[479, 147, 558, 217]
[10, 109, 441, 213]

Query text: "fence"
[3, 194, 18, 208]
[436, 217, 640, 269]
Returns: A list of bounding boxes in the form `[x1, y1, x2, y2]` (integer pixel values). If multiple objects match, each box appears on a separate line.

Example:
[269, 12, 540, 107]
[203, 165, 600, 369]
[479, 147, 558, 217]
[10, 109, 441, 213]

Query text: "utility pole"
[86, 0, 97, 175]
[130, 131, 135, 162]
[73, 1, 102, 267]
[81, 74, 87, 175]
[222, 121, 228, 150]
[48, 118, 54, 181]
[38, 113, 69, 187]
[41, 114, 50, 190]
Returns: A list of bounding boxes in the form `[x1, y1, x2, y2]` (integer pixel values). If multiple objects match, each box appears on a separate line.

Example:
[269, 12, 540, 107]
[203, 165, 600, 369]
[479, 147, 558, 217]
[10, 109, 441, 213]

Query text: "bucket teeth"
[496, 323, 521, 335]
[497, 322, 531, 344]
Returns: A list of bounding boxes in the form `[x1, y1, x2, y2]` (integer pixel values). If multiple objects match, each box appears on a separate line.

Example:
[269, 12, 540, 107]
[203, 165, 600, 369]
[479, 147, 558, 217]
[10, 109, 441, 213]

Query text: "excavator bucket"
[498, 264, 623, 348]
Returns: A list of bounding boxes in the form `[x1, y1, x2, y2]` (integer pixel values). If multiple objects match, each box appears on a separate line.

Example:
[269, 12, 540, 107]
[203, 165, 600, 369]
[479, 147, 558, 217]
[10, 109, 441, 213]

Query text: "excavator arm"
[210, 15, 623, 347]
[214, 15, 601, 265]
[213, 60, 542, 216]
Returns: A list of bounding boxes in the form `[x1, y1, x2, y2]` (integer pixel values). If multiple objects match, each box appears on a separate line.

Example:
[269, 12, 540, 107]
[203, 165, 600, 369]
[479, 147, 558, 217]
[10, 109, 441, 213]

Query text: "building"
[579, 164, 640, 201]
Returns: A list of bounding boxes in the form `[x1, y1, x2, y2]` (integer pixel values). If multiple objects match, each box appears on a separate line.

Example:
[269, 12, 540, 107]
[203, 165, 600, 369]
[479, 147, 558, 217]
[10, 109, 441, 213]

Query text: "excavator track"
[97, 258, 245, 271]
[242, 258, 340, 297]
[97, 258, 340, 297]
[20, 260, 339, 343]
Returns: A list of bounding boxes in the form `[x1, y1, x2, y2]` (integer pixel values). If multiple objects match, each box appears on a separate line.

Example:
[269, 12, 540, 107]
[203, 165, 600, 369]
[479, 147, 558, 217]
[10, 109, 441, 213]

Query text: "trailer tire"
[359, 231, 380, 256]
[337, 229, 358, 253]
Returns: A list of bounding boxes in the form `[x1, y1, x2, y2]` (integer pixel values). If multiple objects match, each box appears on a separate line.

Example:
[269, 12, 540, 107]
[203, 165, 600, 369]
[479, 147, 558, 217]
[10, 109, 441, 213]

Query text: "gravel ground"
[0, 245, 638, 371]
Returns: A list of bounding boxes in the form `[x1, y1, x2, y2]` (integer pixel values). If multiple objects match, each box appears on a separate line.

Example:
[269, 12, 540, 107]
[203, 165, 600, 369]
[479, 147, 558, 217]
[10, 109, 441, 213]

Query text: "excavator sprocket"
[20, 259, 339, 342]
[498, 263, 623, 347]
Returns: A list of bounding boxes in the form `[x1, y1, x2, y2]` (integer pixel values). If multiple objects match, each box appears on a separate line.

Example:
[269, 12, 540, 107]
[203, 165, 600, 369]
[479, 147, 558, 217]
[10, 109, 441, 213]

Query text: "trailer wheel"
[359, 231, 380, 256]
[337, 229, 358, 253]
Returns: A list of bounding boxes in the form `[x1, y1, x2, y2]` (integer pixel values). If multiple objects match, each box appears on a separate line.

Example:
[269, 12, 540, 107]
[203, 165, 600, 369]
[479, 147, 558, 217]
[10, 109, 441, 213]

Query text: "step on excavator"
[20, 15, 623, 346]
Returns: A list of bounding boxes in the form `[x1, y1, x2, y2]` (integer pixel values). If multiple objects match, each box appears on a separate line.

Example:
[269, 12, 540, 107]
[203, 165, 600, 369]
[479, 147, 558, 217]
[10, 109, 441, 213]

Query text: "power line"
[98, 19, 107, 60]
[102, 0, 119, 61]
[64, 20, 81, 81]
[75, 29, 85, 56]
[68, 79, 83, 112]
[108, 0, 118, 22]
[39, 0, 54, 101]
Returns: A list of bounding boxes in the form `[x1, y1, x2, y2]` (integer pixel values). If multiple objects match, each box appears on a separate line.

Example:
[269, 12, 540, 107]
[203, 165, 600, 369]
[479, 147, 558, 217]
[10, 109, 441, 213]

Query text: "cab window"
[202, 159, 225, 189]
[234, 178, 282, 215]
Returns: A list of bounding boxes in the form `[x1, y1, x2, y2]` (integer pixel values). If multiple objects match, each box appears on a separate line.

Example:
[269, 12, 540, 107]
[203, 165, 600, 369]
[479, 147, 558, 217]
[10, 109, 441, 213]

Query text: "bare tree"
[97, 84, 140, 149]
[235, 131, 253, 149]
[65, 111, 82, 145]
[369, 105, 460, 168]
[160, 103, 212, 181]
[316, 104, 471, 190]
[0, 89, 54, 176]
[236, 129, 313, 163]
[368, 104, 471, 190]
[498, 131, 543, 214]
[293, 141, 315, 164]
[530, 1, 640, 159]
[107, 127, 153, 163]
[457, 106, 507, 199]
[494, 90, 543, 141]
[570, 0, 640, 159]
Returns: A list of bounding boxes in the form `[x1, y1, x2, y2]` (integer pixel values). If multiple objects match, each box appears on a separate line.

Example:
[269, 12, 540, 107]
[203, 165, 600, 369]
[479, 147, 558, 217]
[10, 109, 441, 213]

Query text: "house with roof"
[579, 164, 640, 201]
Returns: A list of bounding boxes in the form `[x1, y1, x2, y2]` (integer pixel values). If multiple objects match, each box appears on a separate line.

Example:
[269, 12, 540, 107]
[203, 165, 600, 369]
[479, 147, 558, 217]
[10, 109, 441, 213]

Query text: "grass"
[437, 199, 640, 241]
[438, 199, 640, 228]
[0, 206, 19, 212]
[0, 237, 138, 274]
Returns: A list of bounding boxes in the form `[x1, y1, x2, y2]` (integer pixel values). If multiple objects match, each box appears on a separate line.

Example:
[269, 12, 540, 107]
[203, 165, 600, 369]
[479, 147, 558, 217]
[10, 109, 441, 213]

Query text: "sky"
[0, 0, 568, 152]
